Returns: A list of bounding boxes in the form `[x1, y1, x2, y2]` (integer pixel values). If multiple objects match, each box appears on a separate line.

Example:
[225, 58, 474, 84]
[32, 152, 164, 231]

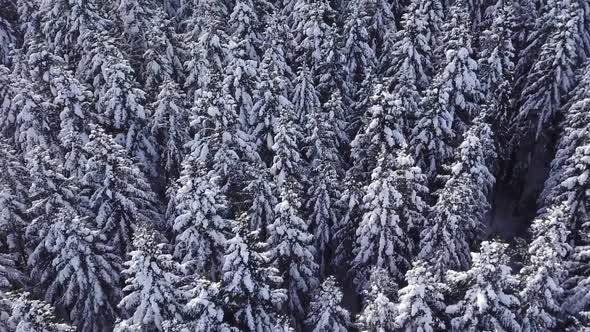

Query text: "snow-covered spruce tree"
[149, 80, 190, 180]
[0, 16, 15, 65]
[352, 0, 395, 56]
[540, 62, 590, 227]
[512, 0, 581, 146]
[223, 0, 263, 135]
[381, 0, 436, 92]
[38, 0, 108, 62]
[478, 0, 516, 112]
[29, 210, 121, 332]
[268, 187, 319, 321]
[220, 226, 287, 332]
[291, 0, 335, 70]
[117, 226, 184, 332]
[243, 167, 278, 234]
[446, 241, 521, 332]
[356, 267, 398, 331]
[180, 279, 236, 332]
[393, 260, 447, 332]
[172, 155, 231, 280]
[10, 77, 58, 155]
[303, 83, 345, 277]
[182, 0, 229, 101]
[331, 176, 364, 276]
[252, 19, 295, 164]
[0, 141, 29, 264]
[304, 276, 351, 332]
[434, 4, 483, 132]
[410, 84, 455, 180]
[81, 127, 161, 254]
[0, 65, 18, 142]
[270, 102, 306, 192]
[0, 252, 25, 332]
[25, 147, 80, 253]
[390, 149, 430, 245]
[418, 177, 473, 278]
[95, 54, 154, 164]
[292, 65, 321, 123]
[350, 82, 406, 182]
[5, 291, 75, 332]
[351, 154, 413, 291]
[189, 72, 261, 195]
[443, 121, 496, 243]
[563, 214, 590, 319]
[342, 0, 377, 90]
[520, 204, 571, 332]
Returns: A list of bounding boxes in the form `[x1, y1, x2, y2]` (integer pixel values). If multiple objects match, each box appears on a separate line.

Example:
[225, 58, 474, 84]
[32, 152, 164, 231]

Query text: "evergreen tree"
[350, 82, 406, 181]
[291, 0, 335, 69]
[0, 142, 29, 264]
[25, 147, 80, 253]
[182, 279, 237, 332]
[351, 154, 413, 291]
[520, 204, 571, 332]
[38, 0, 108, 62]
[5, 291, 75, 332]
[29, 210, 121, 332]
[342, 0, 377, 89]
[303, 85, 345, 277]
[188, 77, 259, 196]
[117, 226, 184, 332]
[446, 241, 521, 332]
[81, 127, 161, 254]
[182, 0, 228, 100]
[381, 0, 436, 91]
[418, 178, 472, 278]
[304, 277, 351, 332]
[513, 0, 581, 145]
[268, 188, 319, 320]
[540, 62, 590, 229]
[0, 17, 15, 66]
[252, 18, 295, 164]
[394, 260, 447, 332]
[149, 80, 190, 180]
[435, 4, 483, 131]
[224, 0, 262, 135]
[270, 106, 306, 191]
[356, 267, 398, 331]
[292, 65, 321, 123]
[172, 156, 231, 279]
[478, 0, 516, 111]
[220, 227, 287, 332]
[410, 86, 455, 179]
[331, 177, 363, 276]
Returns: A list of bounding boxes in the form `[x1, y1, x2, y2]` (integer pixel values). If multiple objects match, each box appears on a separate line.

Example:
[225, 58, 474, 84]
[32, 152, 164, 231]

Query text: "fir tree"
[350, 82, 407, 181]
[182, 279, 236, 332]
[351, 154, 414, 291]
[291, 0, 335, 69]
[0, 142, 29, 264]
[220, 227, 287, 332]
[172, 156, 231, 279]
[356, 267, 398, 331]
[513, 0, 581, 144]
[520, 204, 571, 332]
[394, 260, 447, 332]
[29, 210, 121, 332]
[81, 127, 161, 254]
[0, 17, 15, 65]
[304, 277, 351, 332]
[446, 241, 521, 332]
[5, 291, 75, 332]
[149, 80, 190, 180]
[268, 188, 319, 320]
[418, 177, 473, 278]
[343, 0, 377, 89]
[117, 226, 184, 332]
